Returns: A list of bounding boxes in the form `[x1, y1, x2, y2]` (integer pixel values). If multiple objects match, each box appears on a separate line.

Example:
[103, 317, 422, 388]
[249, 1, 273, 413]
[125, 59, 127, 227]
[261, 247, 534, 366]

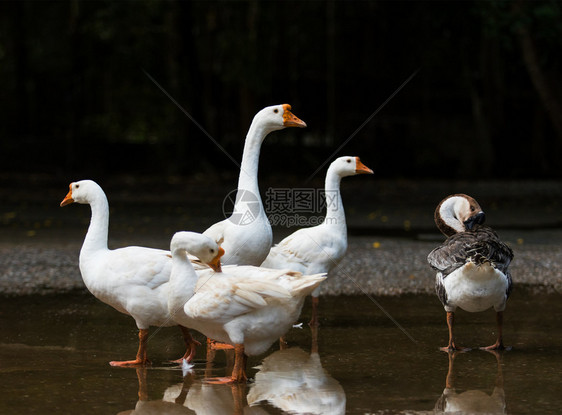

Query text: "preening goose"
[427, 194, 513, 351]
[261, 156, 373, 325]
[167, 231, 326, 383]
[60, 180, 208, 366]
[203, 104, 306, 266]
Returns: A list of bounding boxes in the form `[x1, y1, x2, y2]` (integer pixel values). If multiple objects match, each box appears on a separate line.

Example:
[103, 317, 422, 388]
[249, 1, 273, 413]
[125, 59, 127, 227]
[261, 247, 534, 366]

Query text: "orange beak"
[355, 157, 374, 174]
[60, 184, 74, 207]
[282, 104, 307, 128]
[208, 246, 224, 273]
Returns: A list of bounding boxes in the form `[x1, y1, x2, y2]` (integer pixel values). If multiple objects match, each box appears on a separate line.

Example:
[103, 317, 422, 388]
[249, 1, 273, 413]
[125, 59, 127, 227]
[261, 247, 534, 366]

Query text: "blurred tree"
[513, 1, 562, 139]
[0, 0, 560, 179]
[478, 0, 562, 174]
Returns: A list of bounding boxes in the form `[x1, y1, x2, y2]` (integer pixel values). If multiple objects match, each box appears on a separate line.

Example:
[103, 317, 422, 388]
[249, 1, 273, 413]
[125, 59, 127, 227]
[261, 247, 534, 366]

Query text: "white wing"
[185, 273, 291, 323]
[102, 246, 172, 290]
[262, 226, 346, 274]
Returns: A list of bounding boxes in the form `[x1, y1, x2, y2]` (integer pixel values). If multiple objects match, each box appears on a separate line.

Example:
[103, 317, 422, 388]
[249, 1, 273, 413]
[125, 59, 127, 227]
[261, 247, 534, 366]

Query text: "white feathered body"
[79, 246, 176, 328]
[169, 257, 326, 356]
[428, 225, 513, 315]
[80, 246, 214, 330]
[203, 211, 272, 267]
[437, 261, 510, 313]
[261, 224, 346, 297]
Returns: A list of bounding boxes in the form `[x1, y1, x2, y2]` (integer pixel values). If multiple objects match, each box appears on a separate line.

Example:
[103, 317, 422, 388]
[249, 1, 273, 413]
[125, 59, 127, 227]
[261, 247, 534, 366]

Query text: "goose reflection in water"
[247, 341, 346, 415]
[434, 350, 506, 415]
[163, 379, 257, 415]
[162, 365, 268, 414]
[117, 368, 195, 415]
[119, 366, 263, 415]
[119, 326, 344, 414]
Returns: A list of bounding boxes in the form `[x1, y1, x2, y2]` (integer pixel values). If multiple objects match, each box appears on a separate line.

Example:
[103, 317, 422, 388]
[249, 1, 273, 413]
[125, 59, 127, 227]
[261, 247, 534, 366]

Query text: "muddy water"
[0, 288, 561, 414]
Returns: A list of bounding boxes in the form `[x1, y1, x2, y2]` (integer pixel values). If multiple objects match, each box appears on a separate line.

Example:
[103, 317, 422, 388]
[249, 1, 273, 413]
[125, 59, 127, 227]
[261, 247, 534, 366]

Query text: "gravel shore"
[1, 176, 561, 296]
[1, 232, 560, 296]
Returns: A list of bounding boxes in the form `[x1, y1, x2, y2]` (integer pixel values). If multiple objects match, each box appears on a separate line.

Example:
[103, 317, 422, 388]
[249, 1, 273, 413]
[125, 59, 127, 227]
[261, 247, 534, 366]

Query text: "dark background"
[1, 0, 561, 183]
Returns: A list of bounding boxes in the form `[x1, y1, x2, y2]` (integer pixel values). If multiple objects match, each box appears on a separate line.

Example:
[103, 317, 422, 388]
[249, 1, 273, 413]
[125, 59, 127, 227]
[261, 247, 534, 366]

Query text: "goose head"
[60, 180, 102, 206]
[253, 104, 307, 134]
[434, 193, 486, 237]
[171, 231, 224, 272]
[330, 156, 374, 178]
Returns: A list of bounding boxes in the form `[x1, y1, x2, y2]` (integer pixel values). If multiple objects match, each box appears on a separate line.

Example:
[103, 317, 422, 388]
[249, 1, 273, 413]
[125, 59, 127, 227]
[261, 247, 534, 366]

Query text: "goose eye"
[75, 184, 80, 189]
[347, 159, 351, 163]
[209, 248, 215, 254]
[273, 109, 279, 113]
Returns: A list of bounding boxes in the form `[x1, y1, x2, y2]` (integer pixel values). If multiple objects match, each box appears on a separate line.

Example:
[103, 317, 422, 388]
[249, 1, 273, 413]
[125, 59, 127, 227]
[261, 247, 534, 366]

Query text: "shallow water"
[1, 289, 561, 414]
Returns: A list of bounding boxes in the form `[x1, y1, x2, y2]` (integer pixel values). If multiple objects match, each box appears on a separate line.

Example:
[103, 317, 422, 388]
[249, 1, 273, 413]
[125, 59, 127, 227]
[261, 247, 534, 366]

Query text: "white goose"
[167, 231, 326, 383]
[427, 194, 513, 351]
[60, 180, 210, 366]
[203, 104, 306, 266]
[261, 156, 373, 325]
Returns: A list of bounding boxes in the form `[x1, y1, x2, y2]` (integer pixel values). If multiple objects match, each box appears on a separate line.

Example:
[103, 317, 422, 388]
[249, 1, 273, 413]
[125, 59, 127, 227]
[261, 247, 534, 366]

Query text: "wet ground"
[1, 290, 561, 414]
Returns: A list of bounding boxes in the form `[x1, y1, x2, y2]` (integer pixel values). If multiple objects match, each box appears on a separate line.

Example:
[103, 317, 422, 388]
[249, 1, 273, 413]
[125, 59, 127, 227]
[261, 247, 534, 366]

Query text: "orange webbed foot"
[480, 342, 512, 351]
[207, 339, 234, 351]
[109, 358, 151, 367]
[440, 345, 471, 353]
[204, 376, 246, 385]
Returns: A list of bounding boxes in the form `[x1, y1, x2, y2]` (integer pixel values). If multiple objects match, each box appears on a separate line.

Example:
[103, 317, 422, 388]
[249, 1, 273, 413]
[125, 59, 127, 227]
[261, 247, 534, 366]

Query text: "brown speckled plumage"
[428, 225, 514, 307]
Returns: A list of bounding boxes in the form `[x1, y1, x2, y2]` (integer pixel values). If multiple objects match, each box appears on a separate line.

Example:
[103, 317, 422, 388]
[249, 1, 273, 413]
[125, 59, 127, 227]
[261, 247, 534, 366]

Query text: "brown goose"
[427, 194, 513, 351]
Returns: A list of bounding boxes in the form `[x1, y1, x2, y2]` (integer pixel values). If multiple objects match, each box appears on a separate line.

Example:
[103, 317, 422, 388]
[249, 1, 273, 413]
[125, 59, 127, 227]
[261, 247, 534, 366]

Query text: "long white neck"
[80, 190, 110, 257]
[235, 120, 269, 207]
[323, 167, 346, 229]
[168, 247, 198, 318]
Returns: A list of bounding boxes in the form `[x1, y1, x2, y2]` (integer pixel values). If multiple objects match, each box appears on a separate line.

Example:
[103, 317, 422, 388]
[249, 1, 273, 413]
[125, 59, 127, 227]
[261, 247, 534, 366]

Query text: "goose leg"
[230, 344, 248, 383]
[207, 338, 234, 351]
[309, 296, 320, 327]
[481, 311, 508, 350]
[440, 312, 469, 352]
[205, 344, 247, 384]
[110, 329, 151, 367]
[204, 340, 217, 378]
[171, 326, 200, 363]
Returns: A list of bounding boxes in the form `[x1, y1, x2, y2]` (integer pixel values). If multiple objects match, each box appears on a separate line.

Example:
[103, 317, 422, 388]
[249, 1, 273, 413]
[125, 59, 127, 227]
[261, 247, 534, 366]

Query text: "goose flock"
[60, 103, 514, 383]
